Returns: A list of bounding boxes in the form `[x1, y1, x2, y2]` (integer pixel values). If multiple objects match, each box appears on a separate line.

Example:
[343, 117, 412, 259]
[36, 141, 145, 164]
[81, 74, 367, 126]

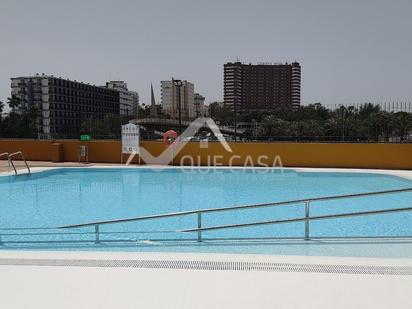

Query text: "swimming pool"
[1, 167, 412, 257]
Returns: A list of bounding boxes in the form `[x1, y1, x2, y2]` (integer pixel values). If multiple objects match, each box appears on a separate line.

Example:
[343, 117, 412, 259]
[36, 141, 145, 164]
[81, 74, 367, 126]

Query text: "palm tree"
[0, 100, 4, 117]
[287, 121, 300, 137]
[0, 100, 4, 135]
[297, 120, 324, 137]
[379, 112, 396, 141]
[7, 95, 21, 111]
[324, 118, 341, 137]
[358, 103, 381, 120]
[394, 112, 412, 142]
[259, 116, 289, 138]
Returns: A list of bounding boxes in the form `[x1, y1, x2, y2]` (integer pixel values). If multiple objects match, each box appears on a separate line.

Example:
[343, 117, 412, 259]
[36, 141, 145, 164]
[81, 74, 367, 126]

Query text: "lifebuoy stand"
[163, 130, 178, 165]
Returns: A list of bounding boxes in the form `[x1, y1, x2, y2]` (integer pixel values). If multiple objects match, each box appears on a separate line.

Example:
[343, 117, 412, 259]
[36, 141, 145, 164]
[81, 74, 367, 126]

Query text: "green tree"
[373, 112, 396, 142]
[209, 102, 233, 125]
[0, 100, 3, 136]
[294, 103, 330, 122]
[7, 95, 21, 111]
[81, 114, 128, 139]
[20, 105, 39, 138]
[394, 112, 412, 141]
[358, 103, 381, 120]
[259, 116, 289, 137]
[138, 104, 167, 119]
[324, 118, 341, 137]
[297, 120, 324, 137]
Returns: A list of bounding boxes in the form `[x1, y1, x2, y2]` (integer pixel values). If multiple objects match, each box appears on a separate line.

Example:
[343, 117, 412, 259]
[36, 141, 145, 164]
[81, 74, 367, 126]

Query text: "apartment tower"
[224, 61, 301, 112]
[161, 80, 196, 119]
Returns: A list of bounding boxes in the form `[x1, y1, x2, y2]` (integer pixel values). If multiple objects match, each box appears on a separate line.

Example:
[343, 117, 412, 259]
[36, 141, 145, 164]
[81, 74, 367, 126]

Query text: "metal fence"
[1, 135, 411, 143]
[137, 132, 412, 143]
[323, 102, 412, 113]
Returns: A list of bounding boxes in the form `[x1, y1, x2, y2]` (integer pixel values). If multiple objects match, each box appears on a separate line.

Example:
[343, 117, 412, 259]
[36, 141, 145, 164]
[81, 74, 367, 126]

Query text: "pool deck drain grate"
[0, 258, 411, 276]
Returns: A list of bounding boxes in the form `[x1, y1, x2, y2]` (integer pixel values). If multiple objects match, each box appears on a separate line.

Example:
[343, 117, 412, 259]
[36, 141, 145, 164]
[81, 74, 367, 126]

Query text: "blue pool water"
[0, 167, 412, 256]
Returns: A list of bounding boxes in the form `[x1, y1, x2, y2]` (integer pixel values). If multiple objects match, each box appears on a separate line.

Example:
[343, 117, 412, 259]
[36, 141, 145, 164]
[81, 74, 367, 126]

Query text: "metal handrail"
[9, 151, 30, 175]
[0, 152, 16, 175]
[180, 206, 412, 233]
[61, 187, 412, 229]
[59, 187, 412, 243]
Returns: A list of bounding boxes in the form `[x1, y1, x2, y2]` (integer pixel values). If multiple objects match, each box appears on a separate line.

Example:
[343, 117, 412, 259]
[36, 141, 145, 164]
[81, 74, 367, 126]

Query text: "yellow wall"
[0, 139, 411, 169]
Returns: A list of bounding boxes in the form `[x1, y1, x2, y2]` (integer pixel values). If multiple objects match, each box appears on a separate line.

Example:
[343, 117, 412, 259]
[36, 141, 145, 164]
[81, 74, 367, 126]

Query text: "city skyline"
[1, 0, 412, 111]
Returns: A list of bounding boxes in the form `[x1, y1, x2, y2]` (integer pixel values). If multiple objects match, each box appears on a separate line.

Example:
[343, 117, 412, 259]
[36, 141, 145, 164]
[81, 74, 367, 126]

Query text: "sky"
[0, 0, 411, 111]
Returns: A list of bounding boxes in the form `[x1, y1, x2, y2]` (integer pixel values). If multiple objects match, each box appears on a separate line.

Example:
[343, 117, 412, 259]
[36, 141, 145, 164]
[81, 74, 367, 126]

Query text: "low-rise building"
[105, 81, 139, 118]
[11, 74, 120, 138]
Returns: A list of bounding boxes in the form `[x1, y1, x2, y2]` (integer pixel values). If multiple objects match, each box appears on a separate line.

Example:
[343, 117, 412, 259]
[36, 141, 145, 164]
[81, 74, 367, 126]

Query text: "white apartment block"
[130, 90, 139, 118]
[161, 80, 196, 119]
[105, 81, 139, 117]
[194, 93, 208, 117]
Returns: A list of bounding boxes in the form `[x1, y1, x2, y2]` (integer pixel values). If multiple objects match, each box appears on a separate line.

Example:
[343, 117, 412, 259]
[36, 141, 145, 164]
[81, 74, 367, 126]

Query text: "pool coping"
[0, 250, 411, 274]
[1, 164, 412, 181]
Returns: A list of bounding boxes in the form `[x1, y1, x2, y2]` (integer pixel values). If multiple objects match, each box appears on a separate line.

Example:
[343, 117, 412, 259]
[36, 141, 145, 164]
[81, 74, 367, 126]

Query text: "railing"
[9, 151, 30, 175]
[133, 117, 246, 135]
[60, 187, 412, 243]
[0, 152, 17, 175]
[180, 206, 412, 238]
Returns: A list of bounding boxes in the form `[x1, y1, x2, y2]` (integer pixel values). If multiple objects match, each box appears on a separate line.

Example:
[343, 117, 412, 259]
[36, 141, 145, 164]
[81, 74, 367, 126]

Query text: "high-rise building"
[105, 81, 139, 118]
[11, 74, 120, 138]
[223, 61, 301, 112]
[130, 90, 139, 119]
[161, 80, 195, 119]
[194, 93, 208, 117]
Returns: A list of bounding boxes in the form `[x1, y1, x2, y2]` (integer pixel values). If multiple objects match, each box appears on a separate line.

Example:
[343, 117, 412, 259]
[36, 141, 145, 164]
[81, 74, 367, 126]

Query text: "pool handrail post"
[305, 201, 310, 240]
[197, 212, 202, 242]
[95, 224, 100, 244]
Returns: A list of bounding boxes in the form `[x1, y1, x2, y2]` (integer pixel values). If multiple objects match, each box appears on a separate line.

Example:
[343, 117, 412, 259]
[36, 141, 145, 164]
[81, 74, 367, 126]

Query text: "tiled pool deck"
[1, 161, 412, 308]
[0, 250, 411, 309]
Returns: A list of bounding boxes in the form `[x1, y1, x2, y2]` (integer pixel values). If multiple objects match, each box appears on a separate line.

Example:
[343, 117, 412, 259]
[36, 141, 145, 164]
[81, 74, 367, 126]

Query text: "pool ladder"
[0, 151, 31, 175]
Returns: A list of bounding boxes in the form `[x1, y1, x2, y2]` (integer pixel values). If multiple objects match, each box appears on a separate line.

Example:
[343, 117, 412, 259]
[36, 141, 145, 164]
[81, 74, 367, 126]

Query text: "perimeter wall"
[0, 139, 411, 169]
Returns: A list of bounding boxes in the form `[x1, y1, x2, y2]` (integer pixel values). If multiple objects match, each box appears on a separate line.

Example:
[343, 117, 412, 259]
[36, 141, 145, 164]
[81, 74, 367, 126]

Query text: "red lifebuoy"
[163, 130, 178, 147]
